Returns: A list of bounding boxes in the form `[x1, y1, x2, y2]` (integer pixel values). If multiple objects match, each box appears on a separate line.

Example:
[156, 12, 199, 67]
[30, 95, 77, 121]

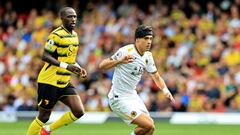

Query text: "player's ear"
[135, 38, 139, 42]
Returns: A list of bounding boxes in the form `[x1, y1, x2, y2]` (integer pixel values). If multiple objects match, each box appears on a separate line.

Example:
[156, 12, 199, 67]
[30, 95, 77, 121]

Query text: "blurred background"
[0, 0, 240, 134]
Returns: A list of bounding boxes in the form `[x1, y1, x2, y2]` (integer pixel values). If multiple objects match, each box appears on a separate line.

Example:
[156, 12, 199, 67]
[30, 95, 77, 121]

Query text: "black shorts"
[37, 83, 77, 110]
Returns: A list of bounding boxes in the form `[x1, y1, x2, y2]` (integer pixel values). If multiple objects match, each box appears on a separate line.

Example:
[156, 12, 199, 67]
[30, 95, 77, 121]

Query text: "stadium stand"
[0, 0, 240, 113]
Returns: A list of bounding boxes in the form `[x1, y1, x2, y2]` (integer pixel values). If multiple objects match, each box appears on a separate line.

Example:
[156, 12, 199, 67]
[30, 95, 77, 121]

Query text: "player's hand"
[163, 90, 175, 104]
[67, 64, 81, 75]
[79, 67, 87, 78]
[120, 55, 135, 64]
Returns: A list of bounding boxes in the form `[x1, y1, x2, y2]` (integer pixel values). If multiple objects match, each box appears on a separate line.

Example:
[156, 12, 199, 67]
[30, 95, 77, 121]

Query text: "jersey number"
[131, 66, 144, 75]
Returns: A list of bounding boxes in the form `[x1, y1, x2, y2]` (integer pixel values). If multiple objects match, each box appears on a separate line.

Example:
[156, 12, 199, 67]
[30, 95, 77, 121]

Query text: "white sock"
[130, 131, 136, 135]
[43, 125, 51, 132]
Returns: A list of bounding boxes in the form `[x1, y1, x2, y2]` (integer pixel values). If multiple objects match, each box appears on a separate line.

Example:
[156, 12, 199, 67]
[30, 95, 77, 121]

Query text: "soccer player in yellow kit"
[26, 7, 87, 135]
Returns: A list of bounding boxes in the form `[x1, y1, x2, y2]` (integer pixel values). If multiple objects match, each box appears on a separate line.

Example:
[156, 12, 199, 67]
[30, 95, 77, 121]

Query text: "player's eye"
[67, 15, 76, 19]
[144, 37, 152, 40]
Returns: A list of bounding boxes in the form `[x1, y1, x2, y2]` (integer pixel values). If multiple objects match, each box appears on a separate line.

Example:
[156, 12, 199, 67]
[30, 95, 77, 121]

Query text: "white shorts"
[109, 95, 149, 125]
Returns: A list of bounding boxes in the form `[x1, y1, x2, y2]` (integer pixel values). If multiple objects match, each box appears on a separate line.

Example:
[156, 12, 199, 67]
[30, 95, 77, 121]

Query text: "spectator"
[0, 0, 240, 113]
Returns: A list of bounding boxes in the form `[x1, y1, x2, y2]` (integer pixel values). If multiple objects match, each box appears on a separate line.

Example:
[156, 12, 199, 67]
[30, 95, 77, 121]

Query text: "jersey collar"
[61, 25, 73, 35]
[134, 44, 144, 56]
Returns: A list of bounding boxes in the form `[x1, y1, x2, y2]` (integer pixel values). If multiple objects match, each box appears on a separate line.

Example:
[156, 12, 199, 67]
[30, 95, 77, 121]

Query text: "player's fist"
[79, 68, 87, 78]
[67, 63, 87, 78]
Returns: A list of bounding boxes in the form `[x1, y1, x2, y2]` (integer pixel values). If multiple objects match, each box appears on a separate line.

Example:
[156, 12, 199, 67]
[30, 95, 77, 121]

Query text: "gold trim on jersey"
[52, 27, 64, 33]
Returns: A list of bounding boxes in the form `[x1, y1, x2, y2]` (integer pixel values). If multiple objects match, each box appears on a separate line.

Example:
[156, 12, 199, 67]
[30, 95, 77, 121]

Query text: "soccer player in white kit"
[99, 25, 175, 135]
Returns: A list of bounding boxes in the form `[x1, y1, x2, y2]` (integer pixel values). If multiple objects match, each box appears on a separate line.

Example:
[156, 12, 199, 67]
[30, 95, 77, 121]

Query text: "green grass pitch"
[0, 120, 239, 135]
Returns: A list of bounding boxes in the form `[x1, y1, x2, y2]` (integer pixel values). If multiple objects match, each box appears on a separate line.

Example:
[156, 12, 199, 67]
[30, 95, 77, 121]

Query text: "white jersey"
[108, 44, 157, 98]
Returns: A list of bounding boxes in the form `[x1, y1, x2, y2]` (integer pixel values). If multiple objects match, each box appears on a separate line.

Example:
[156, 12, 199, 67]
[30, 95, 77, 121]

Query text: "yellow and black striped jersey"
[37, 26, 79, 88]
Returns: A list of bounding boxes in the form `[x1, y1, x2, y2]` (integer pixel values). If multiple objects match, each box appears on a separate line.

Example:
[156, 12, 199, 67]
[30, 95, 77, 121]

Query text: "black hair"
[59, 7, 73, 17]
[135, 25, 154, 39]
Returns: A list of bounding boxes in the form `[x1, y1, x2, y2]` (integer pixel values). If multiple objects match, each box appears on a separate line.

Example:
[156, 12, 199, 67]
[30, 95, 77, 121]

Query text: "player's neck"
[61, 25, 73, 34]
[134, 43, 144, 56]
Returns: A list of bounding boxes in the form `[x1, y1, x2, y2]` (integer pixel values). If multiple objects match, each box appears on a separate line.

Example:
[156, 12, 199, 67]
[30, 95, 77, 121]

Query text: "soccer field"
[0, 120, 238, 135]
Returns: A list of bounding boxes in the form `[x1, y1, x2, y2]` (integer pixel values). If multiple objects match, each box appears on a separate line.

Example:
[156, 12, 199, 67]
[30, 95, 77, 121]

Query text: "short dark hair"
[135, 25, 154, 39]
[59, 7, 73, 17]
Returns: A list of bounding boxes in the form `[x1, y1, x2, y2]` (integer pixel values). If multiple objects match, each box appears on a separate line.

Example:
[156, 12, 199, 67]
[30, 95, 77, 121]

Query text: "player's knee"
[149, 124, 155, 132]
[144, 123, 155, 132]
[72, 109, 85, 118]
[39, 114, 50, 123]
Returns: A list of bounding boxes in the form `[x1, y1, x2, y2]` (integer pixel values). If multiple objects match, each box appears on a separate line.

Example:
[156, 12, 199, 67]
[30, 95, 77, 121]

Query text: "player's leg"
[26, 108, 51, 135]
[26, 83, 56, 135]
[130, 96, 155, 135]
[109, 96, 155, 135]
[26, 117, 44, 135]
[48, 95, 84, 131]
[131, 113, 155, 135]
[61, 95, 85, 118]
[48, 84, 84, 131]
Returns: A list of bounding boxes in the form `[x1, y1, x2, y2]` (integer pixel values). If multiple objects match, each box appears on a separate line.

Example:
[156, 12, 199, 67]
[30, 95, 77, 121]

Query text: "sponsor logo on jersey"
[145, 59, 148, 64]
[128, 47, 133, 52]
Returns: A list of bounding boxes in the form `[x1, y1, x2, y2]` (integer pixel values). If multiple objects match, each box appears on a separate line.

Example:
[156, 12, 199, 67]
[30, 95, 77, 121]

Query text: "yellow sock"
[26, 117, 44, 135]
[50, 111, 78, 131]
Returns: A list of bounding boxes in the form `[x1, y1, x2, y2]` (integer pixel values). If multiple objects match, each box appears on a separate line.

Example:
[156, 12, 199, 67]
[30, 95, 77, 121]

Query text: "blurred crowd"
[0, 0, 240, 113]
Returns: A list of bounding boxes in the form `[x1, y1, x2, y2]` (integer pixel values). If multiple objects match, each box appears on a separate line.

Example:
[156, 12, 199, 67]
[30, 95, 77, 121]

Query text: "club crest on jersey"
[131, 111, 137, 117]
[44, 99, 49, 105]
[145, 59, 149, 64]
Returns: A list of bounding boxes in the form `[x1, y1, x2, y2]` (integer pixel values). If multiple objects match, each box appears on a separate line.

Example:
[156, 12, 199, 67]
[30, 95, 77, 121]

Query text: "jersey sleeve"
[146, 52, 157, 73]
[44, 33, 60, 53]
[111, 48, 126, 61]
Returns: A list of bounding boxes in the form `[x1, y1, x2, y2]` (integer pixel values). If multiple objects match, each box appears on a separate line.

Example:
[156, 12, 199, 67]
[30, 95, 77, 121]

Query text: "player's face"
[61, 9, 77, 30]
[139, 35, 153, 52]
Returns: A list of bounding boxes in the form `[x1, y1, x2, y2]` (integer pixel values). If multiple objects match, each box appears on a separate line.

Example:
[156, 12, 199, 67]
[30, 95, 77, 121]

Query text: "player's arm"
[99, 48, 134, 71]
[150, 72, 175, 104]
[42, 48, 81, 75]
[146, 52, 175, 103]
[73, 62, 87, 78]
[42, 34, 81, 75]
[42, 51, 59, 66]
[99, 55, 134, 71]
[98, 58, 121, 71]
